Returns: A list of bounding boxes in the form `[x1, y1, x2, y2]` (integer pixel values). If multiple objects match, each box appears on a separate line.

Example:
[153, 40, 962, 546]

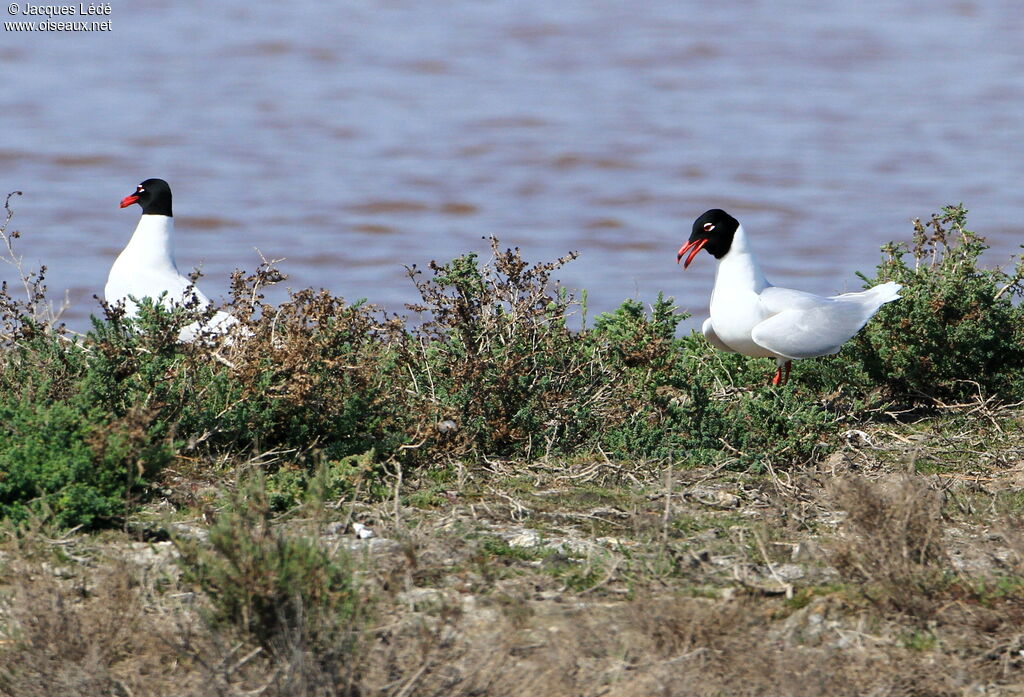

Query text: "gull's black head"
[119, 178, 172, 217]
[677, 208, 739, 268]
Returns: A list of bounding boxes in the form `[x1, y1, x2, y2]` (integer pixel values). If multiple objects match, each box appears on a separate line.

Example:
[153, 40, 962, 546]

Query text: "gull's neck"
[714, 224, 769, 293]
[124, 214, 178, 272]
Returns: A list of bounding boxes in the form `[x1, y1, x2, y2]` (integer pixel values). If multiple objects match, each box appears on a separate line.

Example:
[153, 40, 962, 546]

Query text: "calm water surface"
[2, 1, 1023, 331]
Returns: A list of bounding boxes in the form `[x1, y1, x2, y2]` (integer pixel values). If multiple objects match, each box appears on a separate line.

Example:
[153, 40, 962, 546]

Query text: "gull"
[106, 178, 237, 342]
[677, 208, 901, 384]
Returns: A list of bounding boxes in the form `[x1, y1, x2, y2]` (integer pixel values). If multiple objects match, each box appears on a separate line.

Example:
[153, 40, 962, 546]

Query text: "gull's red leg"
[769, 360, 792, 386]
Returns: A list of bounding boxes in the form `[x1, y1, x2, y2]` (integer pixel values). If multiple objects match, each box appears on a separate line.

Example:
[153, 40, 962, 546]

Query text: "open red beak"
[676, 238, 709, 269]
[119, 195, 139, 208]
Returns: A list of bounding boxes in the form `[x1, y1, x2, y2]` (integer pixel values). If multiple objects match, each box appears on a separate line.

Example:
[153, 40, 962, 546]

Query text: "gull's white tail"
[860, 281, 902, 304]
[834, 281, 902, 310]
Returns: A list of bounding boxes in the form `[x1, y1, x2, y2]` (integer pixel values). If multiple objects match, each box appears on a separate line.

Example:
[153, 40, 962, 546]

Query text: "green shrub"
[0, 397, 170, 528]
[174, 476, 366, 656]
[77, 299, 210, 426]
[81, 277, 404, 465]
[265, 450, 383, 512]
[851, 205, 1024, 403]
[217, 286, 405, 460]
[636, 332, 841, 470]
[401, 240, 614, 457]
[590, 295, 691, 459]
[585, 298, 840, 468]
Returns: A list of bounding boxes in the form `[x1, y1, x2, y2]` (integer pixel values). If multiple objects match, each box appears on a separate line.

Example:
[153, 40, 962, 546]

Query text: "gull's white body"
[703, 224, 901, 362]
[105, 214, 236, 342]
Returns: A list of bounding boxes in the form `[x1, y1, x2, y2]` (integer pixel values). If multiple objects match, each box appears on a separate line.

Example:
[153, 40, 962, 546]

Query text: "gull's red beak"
[119, 195, 139, 208]
[677, 238, 709, 269]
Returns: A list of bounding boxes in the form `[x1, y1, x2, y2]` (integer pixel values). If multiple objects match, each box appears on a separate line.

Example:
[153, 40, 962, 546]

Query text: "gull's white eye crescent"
[703, 222, 714, 232]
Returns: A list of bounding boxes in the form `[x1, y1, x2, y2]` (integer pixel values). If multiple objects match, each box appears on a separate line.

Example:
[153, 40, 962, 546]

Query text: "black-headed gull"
[106, 178, 237, 342]
[677, 209, 901, 385]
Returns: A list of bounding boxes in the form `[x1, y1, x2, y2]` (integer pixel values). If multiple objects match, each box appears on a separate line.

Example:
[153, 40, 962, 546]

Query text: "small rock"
[773, 563, 806, 582]
[507, 530, 542, 548]
[398, 588, 446, 610]
[323, 521, 346, 536]
[339, 537, 399, 554]
[553, 539, 590, 556]
[125, 541, 177, 571]
[168, 522, 208, 542]
[536, 590, 563, 602]
[711, 491, 741, 508]
[792, 540, 820, 562]
[689, 486, 740, 508]
[842, 429, 872, 445]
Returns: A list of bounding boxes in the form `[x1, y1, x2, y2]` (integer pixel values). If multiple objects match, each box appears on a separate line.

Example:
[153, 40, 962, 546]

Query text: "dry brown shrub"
[570, 595, 974, 697]
[206, 261, 409, 458]
[399, 239, 599, 457]
[624, 594, 750, 658]
[230, 290, 387, 402]
[0, 552, 995, 697]
[360, 613, 568, 697]
[0, 558, 161, 697]
[828, 475, 950, 615]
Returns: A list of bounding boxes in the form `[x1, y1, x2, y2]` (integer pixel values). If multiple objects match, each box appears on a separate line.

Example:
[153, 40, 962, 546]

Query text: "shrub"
[0, 557, 149, 697]
[81, 267, 404, 467]
[851, 205, 1024, 403]
[397, 244, 777, 464]
[401, 240, 615, 458]
[0, 194, 173, 528]
[588, 303, 841, 468]
[829, 476, 950, 616]
[0, 398, 170, 528]
[197, 282, 405, 460]
[589, 295, 689, 459]
[265, 450, 383, 512]
[174, 476, 366, 658]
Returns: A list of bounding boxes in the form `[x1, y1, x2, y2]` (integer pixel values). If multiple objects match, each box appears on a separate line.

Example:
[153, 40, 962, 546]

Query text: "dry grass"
[828, 475, 950, 615]
[6, 430, 1024, 697]
[0, 556, 175, 697]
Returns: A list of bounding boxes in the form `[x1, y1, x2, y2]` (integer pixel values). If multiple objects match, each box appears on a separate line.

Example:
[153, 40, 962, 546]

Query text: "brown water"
[2, 1, 1023, 331]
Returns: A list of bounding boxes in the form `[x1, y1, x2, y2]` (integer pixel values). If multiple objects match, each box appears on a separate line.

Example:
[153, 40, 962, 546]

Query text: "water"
[2, 0, 1023, 332]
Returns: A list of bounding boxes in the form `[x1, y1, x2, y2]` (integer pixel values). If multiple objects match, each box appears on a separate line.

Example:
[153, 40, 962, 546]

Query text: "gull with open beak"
[678, 209, 901, 385]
